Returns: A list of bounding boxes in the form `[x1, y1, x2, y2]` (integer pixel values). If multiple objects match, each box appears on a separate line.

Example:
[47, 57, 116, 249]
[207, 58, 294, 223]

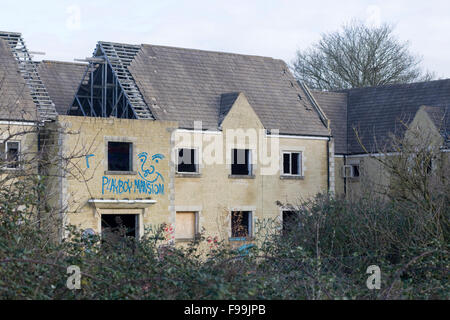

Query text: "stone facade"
[44, 94, 330, 243]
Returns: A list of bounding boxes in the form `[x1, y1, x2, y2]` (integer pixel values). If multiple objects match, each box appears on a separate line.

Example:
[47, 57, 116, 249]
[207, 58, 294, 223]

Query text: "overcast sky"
[1, 0, 449, 78]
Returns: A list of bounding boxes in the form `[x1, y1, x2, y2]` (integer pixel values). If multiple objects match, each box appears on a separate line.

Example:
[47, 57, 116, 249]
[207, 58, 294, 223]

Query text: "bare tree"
[292, 21, 435, 90]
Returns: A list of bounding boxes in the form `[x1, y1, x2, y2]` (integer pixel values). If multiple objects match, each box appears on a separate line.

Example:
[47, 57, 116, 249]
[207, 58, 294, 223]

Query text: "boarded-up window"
[175, 212, 197, 240]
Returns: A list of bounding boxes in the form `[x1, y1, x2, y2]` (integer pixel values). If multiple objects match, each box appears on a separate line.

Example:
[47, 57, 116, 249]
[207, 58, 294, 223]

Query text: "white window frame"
[341, 164, 360, 178]
[2, 140, 21, 170]
[281, 151, 302, 176]
[176, 148, 199, 174]
[230, 210, 253, 240]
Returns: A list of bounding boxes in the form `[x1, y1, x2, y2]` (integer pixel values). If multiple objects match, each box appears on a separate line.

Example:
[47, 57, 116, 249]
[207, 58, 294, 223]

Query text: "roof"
[123, 43, 329, 135]
[219, 92, 240, 125]
[312, 91, 347, 154]
[0, 38, 37, 121]
[314, 79, 450, 154]
[345, 79, 450, 154]
[421, 105, 449, 146]
[37, 60, 87, 115]
[0, 31, 58, 120]
[98, 41, 153, 119]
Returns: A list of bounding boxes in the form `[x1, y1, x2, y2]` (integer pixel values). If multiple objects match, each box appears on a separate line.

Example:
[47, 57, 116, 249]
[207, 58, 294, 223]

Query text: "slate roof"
[422, 105, 449, 146]
[219, 92, 240, 125]
[37, 60, 87, 115]
[312, 91, 347, 154]
[125, 44, 329, 136]
[314, 79, 450, 154]
[0, 38, 37, 121]
[345, 80, 450, 154]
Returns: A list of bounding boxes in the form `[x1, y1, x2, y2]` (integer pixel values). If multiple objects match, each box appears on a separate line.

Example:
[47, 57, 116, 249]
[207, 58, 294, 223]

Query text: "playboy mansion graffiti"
[100, 152, 165, 195]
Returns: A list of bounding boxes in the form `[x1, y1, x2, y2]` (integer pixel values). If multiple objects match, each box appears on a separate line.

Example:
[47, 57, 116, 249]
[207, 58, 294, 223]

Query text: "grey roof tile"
[312, 91, 347, 154]
[422, 105, 449, 145]
[315, 79, 450, 154]
[37, 60, 87, 115]
[126, 44, 329, 135]
[0, 38, 36, 121]
[344, 80, 450, 154]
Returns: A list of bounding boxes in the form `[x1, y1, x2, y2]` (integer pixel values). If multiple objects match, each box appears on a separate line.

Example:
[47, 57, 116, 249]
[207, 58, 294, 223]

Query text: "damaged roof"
[0, 37, 37, 121]
[314, 79, 450, 154]
[37, 60, 87, 115]
[122, 43, 330, 136]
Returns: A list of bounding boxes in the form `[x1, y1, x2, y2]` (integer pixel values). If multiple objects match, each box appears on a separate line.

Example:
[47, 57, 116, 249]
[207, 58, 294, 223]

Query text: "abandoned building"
[312, 81, 450, 197]
[0, 31, 448, 243]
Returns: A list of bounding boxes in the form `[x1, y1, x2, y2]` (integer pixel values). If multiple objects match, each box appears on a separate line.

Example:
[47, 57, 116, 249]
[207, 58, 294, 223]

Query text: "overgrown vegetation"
[1, 188, 448, 299]
[0, 106, 448, 300]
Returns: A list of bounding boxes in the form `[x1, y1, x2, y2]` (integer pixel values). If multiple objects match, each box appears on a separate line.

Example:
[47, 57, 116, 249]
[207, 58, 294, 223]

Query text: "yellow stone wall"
[0, 122, 38, 168]
[48, 115, 177, 238]
[48, 94, 330, 243]
[334, 156, 345, 197]
[333, 106, 447, 199]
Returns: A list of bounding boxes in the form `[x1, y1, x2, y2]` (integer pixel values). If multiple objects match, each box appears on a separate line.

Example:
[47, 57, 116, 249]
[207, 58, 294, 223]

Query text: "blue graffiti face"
[137, 152, 165, 183]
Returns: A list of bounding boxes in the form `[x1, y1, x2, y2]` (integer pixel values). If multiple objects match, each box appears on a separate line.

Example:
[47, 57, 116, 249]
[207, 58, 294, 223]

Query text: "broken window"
[175, 211, 198, 240]
[101, 214, 139, 242]
[177, 148, 198, 173]
[231, 149, 252, 175]
[282, 151, 302, 175]
[108, 141, 132, 172]
[1, 141, 20, 169]
[231, 211, 252, 238]
[282, 211, 298, 235]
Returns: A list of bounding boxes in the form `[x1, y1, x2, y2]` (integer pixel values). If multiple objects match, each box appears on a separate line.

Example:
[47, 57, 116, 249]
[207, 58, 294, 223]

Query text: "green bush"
[1, 186, 448, 299]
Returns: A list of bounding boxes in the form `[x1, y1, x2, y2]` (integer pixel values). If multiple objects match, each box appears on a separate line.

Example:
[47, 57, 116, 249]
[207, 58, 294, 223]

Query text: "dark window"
[231, 149, 251, 175]
[291, 153, 299, 175]
[231, 211, 251, 238]
[282, 152, 301, 175]
[282, 211, 297, 235]
[5, 141, 20, 169]
[177, 148, 198, 173]
[352, 164, 360, 177]
[283, 153, 290, 174]
[101, 214, 139, 240]
[108, 142, 132, 172]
